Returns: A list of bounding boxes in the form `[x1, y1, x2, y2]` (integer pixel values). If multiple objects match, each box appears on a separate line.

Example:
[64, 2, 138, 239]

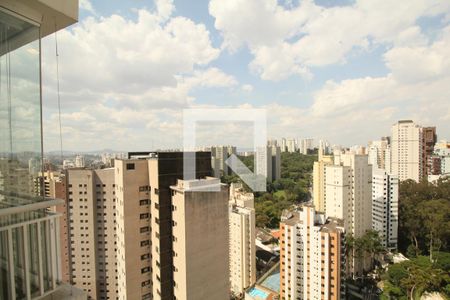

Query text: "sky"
[41, 0, 450, 152]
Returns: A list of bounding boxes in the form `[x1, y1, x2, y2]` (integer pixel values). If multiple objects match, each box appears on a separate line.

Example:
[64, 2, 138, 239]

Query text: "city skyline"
[42, 0, 450, 152]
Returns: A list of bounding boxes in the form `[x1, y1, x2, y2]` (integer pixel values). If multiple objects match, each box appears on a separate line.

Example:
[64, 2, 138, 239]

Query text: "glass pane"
[0, 9, 42, 210]
[41, 220, 53, 292]
[12, 227, 26, 300]
[28, 223, 40, 297]
[0, 230, 11, 300]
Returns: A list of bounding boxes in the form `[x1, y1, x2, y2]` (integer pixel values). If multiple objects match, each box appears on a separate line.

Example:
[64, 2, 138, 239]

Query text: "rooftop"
[170, 177, 222, 192]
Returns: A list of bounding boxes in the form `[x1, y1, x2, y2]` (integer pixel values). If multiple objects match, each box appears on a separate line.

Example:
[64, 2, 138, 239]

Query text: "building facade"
[66, 152, 219, 300]
[229, 183, 256, 296]
[279, 205, 345, 300]
[171, 178, 230, 300]
[211, 146, 237, 177]
[271, 145, 281, 181]
[367, 138, 389, 170]
[324, 153, 372, 275]
[313, 145, 334, 213]
[67, 168, 118, 300]
[372, 169, 399, 250]
[391, 120, 423, 181]
[422, 127, 437, 177]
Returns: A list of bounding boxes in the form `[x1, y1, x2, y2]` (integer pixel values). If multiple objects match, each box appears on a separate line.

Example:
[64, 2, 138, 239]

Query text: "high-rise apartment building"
[313, 144, 334, 213]
[0, 1, 82, 299]
[256, 146, 273, 182]
[422, 127, 437, 177]
[267, 139, 278, 147]
[147, 152, 212, 300]
[384, 145, 392, 174]
[171, 177, 230, 300]
[367, 138, 389, 170]
[434, 142, 450, 175]
[324, 153, 372, 275]
[281, 138, 287, 152]
[75, 155, 86, 168]
[67, 168, 118, 300]
[279, 205, 345, 300]
[229, 183, 256, 296]
[66, 152, 219, 300]
[319, 140, 331, 155]
[286, 138, 296, 153]
[391, 120, 423, 181]
[271, 145, 281, 181]
[300, 138, 314, 155]
[372, 169, 399, 251]
[211, 146, 237, 177]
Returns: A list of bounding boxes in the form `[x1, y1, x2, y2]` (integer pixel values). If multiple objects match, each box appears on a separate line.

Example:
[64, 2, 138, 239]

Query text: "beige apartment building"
[313, 144, 334, 213]
[279, 204, 345, 300]
[67, 168, 118, 300]
[391, 120, 423, 181]
[115, 159, 152, 300]
[229, 183, 256, 296]
[67, 152, 224, 300]
[171, 177, 230, 300]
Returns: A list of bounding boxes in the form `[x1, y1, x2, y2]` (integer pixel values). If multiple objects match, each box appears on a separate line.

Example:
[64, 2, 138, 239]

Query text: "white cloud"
[155, 0, 175, 22]
[305, 25, 450, 142]
[384, 25, 450, 84]
[42, 6, 220, 103]
[79, 0, 95, 14]
[241, 84, 254, 92]
[210, 0, 450, 81]
[42, 1, 241, 151]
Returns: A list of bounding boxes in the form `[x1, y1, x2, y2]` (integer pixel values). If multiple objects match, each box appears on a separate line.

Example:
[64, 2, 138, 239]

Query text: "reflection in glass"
[0, 9, 42, 209]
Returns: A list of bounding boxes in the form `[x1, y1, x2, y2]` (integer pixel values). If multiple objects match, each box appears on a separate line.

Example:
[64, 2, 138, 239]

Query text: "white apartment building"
[434, 142, 450, 175]
[281, 138, 287, 152]
[171, 178, 230, 300]
[300, 138, 314, 155]
[367, 138, 389, 170]
[211, 146, 237, 177]
[324, 153, 372, 275]
[372, 169, 399, 250]
[280, 205, 345, 300]
[75, 155, 86, 168]
[391, 120, 423, 181]
[286, 138, 297, 153]
[229, 183, 256, 296]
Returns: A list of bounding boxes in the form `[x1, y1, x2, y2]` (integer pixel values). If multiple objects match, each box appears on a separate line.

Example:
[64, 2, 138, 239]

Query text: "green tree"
[418, 199, 450, 262]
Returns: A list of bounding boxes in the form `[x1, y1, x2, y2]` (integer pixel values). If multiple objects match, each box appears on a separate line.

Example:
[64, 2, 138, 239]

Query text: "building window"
[126, 163, 135, 170]
[140, 226, 150, 233]
[140, 199, 149, 205]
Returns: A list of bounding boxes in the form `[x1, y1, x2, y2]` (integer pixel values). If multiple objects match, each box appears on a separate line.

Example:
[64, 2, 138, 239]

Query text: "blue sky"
[41, 0, 450, 151]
